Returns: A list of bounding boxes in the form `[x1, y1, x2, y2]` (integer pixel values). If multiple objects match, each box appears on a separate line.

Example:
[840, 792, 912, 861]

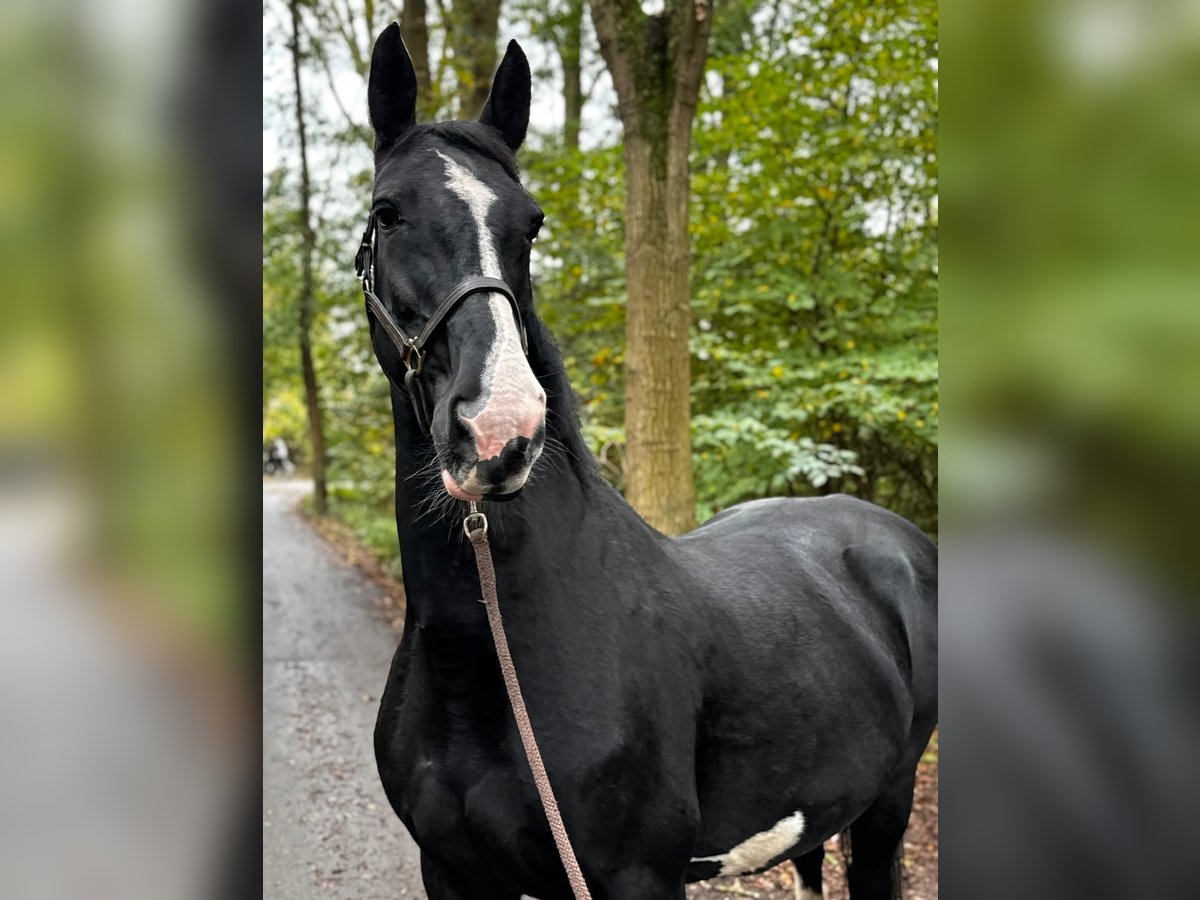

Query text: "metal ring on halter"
[463, 511, 488, 538]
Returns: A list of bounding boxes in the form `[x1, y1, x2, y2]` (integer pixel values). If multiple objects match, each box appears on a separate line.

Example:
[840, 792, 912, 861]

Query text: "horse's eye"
[376, 206, 403, 229]
[526, 213, 545, 242]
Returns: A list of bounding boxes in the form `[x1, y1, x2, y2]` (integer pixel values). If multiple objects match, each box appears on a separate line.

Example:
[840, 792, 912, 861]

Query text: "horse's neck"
[389, 385, 597, 634]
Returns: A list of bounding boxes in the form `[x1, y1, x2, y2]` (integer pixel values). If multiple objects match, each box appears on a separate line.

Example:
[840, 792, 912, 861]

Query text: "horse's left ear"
[479, 40, 531, 152]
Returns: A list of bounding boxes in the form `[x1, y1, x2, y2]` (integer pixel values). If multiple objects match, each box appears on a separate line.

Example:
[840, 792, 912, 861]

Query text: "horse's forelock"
[376, 122, 520, 182]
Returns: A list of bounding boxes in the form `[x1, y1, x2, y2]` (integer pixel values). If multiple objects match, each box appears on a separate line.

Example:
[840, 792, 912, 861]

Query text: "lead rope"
[463, 504, 594, 900]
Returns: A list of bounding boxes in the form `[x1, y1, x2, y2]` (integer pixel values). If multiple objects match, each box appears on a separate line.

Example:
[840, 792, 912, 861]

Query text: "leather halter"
[354, 213, 529, 434]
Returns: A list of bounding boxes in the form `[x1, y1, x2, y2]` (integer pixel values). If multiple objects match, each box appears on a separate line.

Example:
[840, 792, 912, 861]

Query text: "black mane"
[523, 311, 597, 484]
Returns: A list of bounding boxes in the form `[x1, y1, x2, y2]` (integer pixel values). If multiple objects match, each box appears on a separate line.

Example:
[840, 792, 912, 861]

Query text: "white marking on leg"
[692, 810, 806, 876]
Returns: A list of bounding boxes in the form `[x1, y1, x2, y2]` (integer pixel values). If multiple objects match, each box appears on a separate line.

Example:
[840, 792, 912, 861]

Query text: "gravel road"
[263, 480, 424, 899]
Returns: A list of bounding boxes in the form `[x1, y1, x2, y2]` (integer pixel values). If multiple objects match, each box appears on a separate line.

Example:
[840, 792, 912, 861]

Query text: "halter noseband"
[354, 213, 529, 434]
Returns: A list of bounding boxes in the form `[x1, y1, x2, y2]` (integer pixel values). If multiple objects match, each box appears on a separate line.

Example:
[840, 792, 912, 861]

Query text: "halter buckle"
[402, 341, 425, 374]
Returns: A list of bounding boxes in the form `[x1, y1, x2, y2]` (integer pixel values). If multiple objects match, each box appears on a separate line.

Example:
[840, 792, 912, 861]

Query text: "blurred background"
[0, 0, 256, 897]
[942, 0, 1200, 896]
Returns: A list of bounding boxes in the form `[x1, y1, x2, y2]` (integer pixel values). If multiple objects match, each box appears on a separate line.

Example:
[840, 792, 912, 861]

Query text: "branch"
[307, 0, 366, 77]
[667, 0, 713, 132]
[588, 0, 645, 130]
[341, 0, 368, 74]
[583, 59, 607, 103]
[301, 14, 373, 151]
[430, 0, 454, 116]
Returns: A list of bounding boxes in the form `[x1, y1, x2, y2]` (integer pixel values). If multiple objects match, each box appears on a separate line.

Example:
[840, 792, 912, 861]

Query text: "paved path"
[263, 480, 424, 899]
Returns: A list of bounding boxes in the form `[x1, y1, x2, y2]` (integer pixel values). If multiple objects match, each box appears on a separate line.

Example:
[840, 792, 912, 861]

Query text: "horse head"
[364, 24, 546, 501]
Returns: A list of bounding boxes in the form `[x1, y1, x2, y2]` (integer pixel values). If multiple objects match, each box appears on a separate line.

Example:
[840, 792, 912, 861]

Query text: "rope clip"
[463, 501, 488, 538]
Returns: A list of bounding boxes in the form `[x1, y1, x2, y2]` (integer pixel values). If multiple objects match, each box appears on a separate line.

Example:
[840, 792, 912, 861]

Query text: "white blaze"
[435, 149, 502, 277]
[691, 810, 806, 876]
[433, 149, 543, 462]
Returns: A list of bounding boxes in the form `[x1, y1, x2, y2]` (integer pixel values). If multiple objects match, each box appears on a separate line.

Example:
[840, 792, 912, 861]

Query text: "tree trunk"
[401, 0, 437, 120]
[561, 0, 584, 151]
[449, 0, 500, 118]
[591, 0, 712, 535]
[289, 0, 329, 514]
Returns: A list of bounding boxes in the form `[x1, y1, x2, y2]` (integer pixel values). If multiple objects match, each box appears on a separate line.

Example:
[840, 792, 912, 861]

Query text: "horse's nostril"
[473, 435, 535, 487]
[497, 437, 529, 470]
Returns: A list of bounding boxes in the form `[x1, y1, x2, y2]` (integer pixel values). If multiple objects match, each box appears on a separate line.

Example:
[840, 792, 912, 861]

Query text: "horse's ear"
[479, 40, 531, 152]
[368, 23, 418, 151]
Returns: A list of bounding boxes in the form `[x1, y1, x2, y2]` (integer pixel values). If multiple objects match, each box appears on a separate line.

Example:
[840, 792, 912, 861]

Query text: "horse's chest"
[403, 752, 554, 874]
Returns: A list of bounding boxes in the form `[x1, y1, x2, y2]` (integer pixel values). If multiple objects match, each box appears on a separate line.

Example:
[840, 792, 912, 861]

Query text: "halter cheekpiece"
[355, 212, 529, 433]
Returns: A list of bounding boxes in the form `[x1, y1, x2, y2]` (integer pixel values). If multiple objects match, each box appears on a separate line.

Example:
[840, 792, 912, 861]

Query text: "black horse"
[366, 24, 937, 900]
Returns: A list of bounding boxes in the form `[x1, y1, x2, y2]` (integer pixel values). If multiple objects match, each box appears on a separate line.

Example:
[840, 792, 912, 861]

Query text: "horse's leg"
[792, 845, 825, 899]
[420, 851, 520, 900]
[846, 769, 916, 900]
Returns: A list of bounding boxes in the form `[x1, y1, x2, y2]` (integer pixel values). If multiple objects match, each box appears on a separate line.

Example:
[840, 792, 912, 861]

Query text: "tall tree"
[513, 0, 588, 147]
[288, 0, 329, 513]
[561, 0, 584, 150]
[303, 1, 438, 143]
[401, 0, 437, 119]
[448, 0, 500, 117]
[590, 0, 713, 534]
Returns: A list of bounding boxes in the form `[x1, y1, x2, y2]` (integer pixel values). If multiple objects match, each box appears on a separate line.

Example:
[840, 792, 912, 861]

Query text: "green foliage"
[522, 140, 629, 430]
[692, 409, 864, 522]
[263, 387, 309, 459]
[527, 0, 939, 532]
[263, 0, 939, 551]
[686, 0, 938, 531]
[264, 160, 399, 550]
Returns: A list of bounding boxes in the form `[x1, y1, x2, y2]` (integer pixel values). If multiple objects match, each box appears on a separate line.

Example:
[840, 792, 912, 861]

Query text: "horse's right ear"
[368, 23, 418, 151]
